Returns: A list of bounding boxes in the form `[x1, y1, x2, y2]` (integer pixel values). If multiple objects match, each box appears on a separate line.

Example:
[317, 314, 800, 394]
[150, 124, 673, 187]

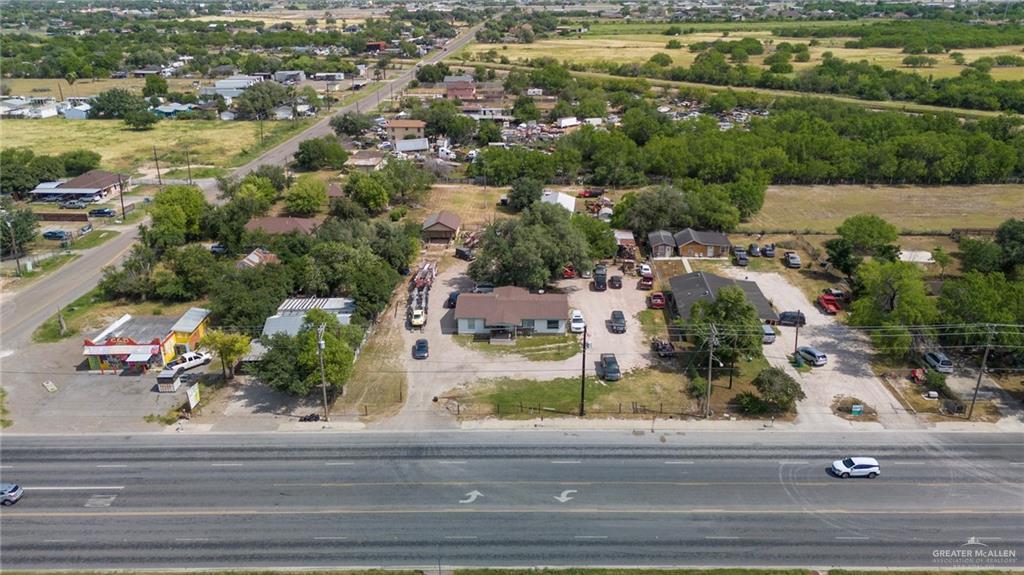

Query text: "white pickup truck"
[166, 351, 212, 372]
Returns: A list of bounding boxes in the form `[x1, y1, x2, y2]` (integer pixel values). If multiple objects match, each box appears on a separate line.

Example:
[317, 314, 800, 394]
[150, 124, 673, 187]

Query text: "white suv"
[569, 309, 586, 334]
[832, 456, 880, 479]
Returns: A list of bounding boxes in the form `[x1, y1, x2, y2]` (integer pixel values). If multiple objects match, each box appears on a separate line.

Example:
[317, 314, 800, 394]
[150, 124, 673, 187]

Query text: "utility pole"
[578, 324, 587, 417]
[793, 311, 801, 355]
[705, 324, 718, 419]
[152, 146, 163, 187]
[967, 324, 994, 420]
[117, 174, 127, 220]
[3, 217, 22, 276]
[317, 324, 330, 422]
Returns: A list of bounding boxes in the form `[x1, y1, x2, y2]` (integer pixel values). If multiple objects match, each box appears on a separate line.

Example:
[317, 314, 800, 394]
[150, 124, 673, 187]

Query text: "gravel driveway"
[722, 268, 922, 430]
[376, 258, 653, 430]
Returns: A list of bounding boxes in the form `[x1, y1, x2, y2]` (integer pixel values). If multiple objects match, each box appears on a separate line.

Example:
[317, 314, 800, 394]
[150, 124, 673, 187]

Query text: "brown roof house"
[386, 119, 425, 141]
[454, 286, 569, 336]
[244, 216, 319, 236]
[673, 228, 732, 258]
[421, 211, 461, 243]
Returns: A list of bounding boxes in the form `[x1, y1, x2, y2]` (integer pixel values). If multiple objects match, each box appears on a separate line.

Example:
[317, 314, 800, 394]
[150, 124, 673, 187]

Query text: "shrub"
[736, 391, 769, 415]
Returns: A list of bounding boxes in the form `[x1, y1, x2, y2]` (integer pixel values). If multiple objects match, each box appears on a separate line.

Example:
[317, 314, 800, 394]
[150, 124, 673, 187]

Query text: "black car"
[761, 244, 776, 258]
[412, 339, 429, 359]
[446, 291, 460, 308]
[593, 275, 607, 291]
[778, 311, 807, 327]
[455, 246, 475, 261]
[600, 353, 621, 381]
[748, 243, 761, 257]
[734, 253, 749, 266]
[609, 310, 626, 334]
[609, 275, 622, 289]
[89, 208, 117, 218]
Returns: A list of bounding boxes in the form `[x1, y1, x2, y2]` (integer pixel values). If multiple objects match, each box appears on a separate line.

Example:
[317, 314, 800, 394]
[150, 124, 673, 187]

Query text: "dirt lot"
[377, 256, 657, 428]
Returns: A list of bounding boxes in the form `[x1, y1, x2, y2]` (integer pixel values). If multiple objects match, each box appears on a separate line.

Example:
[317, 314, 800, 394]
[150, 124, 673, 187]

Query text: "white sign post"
[186, 383, 201, 411]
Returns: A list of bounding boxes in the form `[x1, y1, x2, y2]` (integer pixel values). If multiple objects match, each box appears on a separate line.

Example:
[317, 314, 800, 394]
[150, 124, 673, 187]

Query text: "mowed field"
[741, 184, 1024, 233]
[468, 31, 1024, 81]
[0, 77, 200, 98]
[0, 117, 305, 171]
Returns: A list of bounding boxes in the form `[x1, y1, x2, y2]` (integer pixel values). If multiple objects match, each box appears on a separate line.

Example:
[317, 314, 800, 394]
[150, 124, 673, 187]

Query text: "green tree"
[850, 260, 936, 357]
[570, 214, 617, 260]
[330, 112, 374, 136]
[837, 214, 899, 255]
[379, 159, 435, 205]
[508, 177, 543, 211]
[824, 237, 862, 278]
[476, 120, 502, 145]
[294, 136, 348, 170]
[124, 110, 159, 130]
[0, 148, 42, 198]
[995, 218, 1024, 274]
[931, 246, 952, 278]
[59, 149, 101, 176]
[666, 39, 683, 50]
[688, 285, 764, 367]
[648, 52, 673, 67]
[345, 171, 390, 214]
[285, 175, 327, 216]
[235, 81, 290, 120]
[512, 95, 541, 123]
[142, 74, 168, 97]
[154, 244, 220, 301]
[752, 367, 806, 412]
[150, 185, 208, 249]
[0, 200, 38, 262]
[959, 239, 1004, 273]
[209, 264, 293, 331]
[90, 88, 145, 118]
[938, 271, 1021, 346]
[200, 330, 252, 379]
[252, 164, 293, 192]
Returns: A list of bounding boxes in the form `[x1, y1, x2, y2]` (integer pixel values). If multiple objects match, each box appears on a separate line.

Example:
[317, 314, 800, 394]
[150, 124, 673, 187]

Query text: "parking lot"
[719, 267, 921, 429]
[380, 257, 655, 429]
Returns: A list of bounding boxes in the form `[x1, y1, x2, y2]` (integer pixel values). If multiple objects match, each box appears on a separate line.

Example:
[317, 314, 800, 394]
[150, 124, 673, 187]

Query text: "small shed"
[648, 230, 676, 258]
[422, 211, 461, 243]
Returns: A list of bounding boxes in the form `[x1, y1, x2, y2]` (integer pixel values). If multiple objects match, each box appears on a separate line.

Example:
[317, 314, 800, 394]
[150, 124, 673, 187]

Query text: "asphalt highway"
[2, 431, 1021, 569]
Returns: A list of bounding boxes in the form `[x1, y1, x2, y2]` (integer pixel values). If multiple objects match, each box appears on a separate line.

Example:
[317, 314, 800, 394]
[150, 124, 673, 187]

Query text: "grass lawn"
[69, 229, 119, 250]
[1, 117, 314, 172]
[743, 184, 1024, 234]
[337, 298, 406, 420]
[453, 333, 580, 362]
[410, 183, 511, 231]
[460, 570, 813, 575]
[637, 309, 669, 338]
[2, 253, 77, 280]
[33, 289, 203, 344]
[162, 166, 228, 180]
[0, 77, 198, 98]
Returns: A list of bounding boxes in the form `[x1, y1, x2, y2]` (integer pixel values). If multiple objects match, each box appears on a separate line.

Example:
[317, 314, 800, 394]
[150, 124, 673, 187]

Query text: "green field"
[0, 117, 314, 172]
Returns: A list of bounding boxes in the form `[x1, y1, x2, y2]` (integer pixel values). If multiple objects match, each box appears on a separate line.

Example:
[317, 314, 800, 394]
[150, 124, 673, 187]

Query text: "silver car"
[797, 346, 827, 367]
[1, 482, 24, 505]
[923, 351, 954, 374]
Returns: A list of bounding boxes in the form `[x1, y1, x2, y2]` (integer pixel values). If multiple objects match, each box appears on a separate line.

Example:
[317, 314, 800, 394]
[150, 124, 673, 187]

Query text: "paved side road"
[1, 431, 1021, 570]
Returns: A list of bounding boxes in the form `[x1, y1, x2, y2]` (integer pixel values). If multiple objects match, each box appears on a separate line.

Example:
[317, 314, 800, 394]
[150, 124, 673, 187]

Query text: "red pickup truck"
[638, 275, 654, 290]
[817, 293, 841, 314]
[649, 292, 666, 309]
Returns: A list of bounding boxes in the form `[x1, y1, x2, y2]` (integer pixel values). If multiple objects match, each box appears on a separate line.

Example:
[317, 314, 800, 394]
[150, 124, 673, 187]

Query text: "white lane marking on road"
[43, 539, 77, 543]
[705, 536, 740, 540]
[436, 460, 468, 464]
[325, 462, 354, 466]
[210, 463, 243, 467]
[23, 486, 124, 491]
[836, 536, 870, 540]
[175, 538, 209, 542]
[779, 461, 810, 465]
[550, 460, 581, 464]
[664, 461, 694, 465]
[554, 489, 578, 503]
[574, 535, 608, 540]
[892, 462, 926, 465]
[314, 536, 348, 541]
[95, 464, 127, 468]
[459, 490, 483, 503]
[444, 535, 478, 540]
[1009, 463, 1024, 466]
[84, 494, 117, 508]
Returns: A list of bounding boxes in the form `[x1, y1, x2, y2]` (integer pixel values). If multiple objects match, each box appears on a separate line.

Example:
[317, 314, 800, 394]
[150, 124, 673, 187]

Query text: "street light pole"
[317, 324, 330, 422]
[578, 324, 587, 417]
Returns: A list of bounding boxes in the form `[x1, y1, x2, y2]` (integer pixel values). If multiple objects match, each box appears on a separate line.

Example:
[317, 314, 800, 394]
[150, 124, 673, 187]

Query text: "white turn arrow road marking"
[459, 490, 483, 504]
[553, 489, 578, 503]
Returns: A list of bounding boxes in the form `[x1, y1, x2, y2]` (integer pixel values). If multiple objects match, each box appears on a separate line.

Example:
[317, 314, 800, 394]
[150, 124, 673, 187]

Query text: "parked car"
[638, 263, 652, 277]
[60, 199, 88, 209]
[166, 351, 213, 372]
[412, 339, 429, 359]
[593, 274, 607, 291]
[761, 244, 776, 258]
[1, 482, 24, 506]
[649, 292, 666, 309]
[923, 351, 954, 374]
[609, 275, 623, 289]
[410, 308, 426, 327]
[823, 287, 846, 299]
[209, 243, 227, 255]
[778, 311, 806, 327]
[797, 346, 828, 367]
[569, 309, 586, 334]
[761, 324, 776, 344]
[78, 223, 94, 236]
[748, 243, 761, 257]
[817, 293, 841, 314]
[600, 353, 621, 381]
[446, 291, 460, 308]
[734, 252, 749, 266]
[42, 230, 72, 241]
[609, 310, 626, 334]
[578, 188, 605, 198]
[455, 246, 475, 261]
[472, 283, 494, 294]
[831, 457, 880, 479]
[784, 251, 802, 268]
[638, 275, 654, 290]
[89, 207, 118, 218]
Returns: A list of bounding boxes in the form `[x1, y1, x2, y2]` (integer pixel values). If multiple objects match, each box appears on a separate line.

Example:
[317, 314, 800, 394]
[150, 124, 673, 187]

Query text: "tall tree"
[200, 330, 252, 379]
[836, 214, 899, 255]
[688, 285, 764, 368]
[849, 260, 936, 357]
[285, 175, 327, 216]
[752, 367, 806, 412]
